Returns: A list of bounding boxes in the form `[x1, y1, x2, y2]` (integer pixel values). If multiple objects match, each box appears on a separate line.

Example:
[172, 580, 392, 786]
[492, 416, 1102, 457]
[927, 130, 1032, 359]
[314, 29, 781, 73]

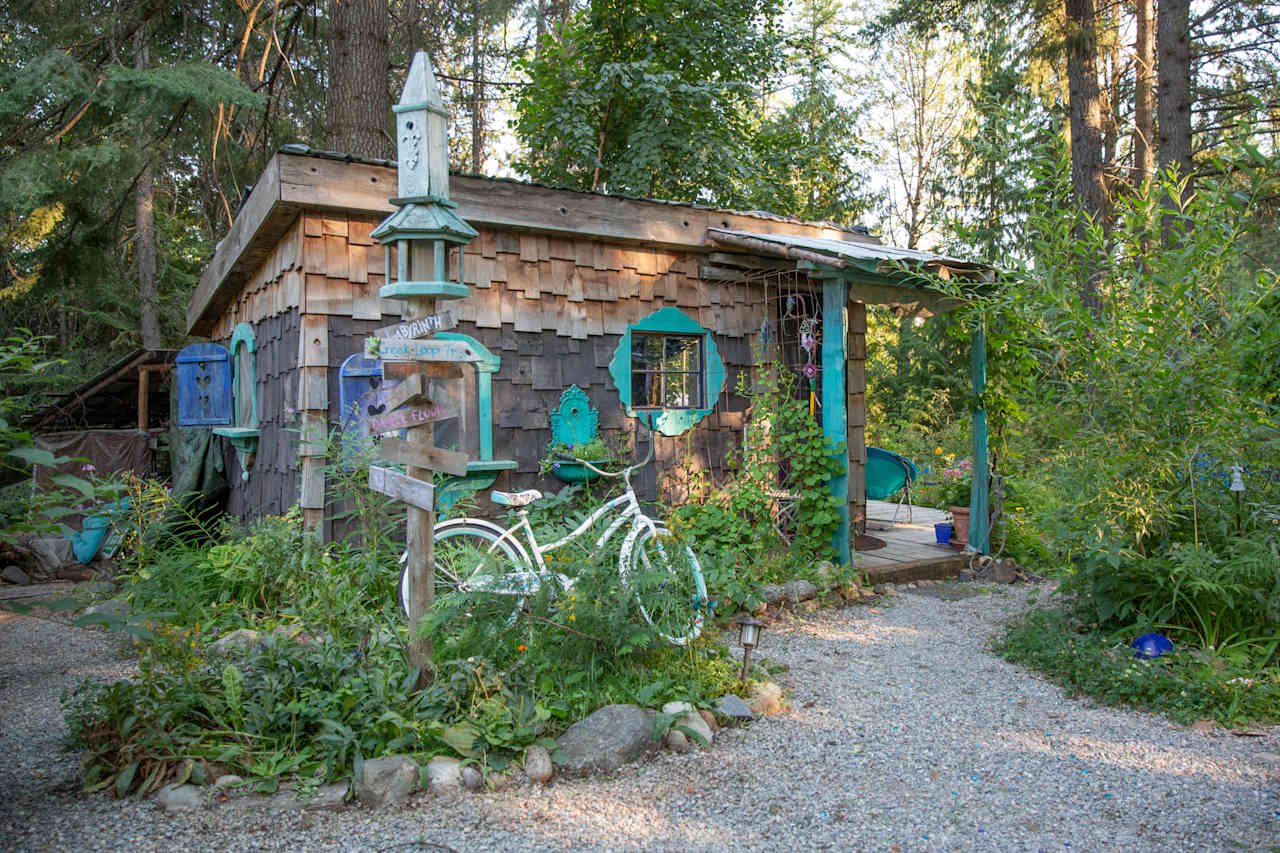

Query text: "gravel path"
[3, 583, 1278, 852]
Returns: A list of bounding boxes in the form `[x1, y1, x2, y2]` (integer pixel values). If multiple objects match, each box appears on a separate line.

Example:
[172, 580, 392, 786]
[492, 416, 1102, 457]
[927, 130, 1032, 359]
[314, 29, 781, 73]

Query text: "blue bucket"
[934, 522, 952, 545]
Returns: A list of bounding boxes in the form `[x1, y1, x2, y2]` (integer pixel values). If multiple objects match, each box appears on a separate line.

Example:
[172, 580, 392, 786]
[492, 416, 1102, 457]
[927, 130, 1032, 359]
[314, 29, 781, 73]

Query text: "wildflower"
[81, 463, 96, 473]
[935, 447, 943, 455]
[569, 614, 576, 621]
[517, 644, 527, 652]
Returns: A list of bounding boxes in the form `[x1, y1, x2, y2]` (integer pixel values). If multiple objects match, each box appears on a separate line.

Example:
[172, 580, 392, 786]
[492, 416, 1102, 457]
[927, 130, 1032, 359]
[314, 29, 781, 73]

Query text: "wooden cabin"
[183, 145, 990, 564]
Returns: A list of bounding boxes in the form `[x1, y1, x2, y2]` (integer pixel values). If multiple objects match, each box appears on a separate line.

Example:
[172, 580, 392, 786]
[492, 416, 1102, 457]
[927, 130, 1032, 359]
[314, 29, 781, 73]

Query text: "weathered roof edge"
[187, 146, 879, 335]
[274, 144, 876, 238]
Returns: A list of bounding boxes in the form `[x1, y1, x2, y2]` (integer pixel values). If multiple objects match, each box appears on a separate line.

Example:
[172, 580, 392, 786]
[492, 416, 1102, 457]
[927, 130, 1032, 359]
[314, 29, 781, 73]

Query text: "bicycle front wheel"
[623, 525, 708, 646]
[399, 524, 529, 623]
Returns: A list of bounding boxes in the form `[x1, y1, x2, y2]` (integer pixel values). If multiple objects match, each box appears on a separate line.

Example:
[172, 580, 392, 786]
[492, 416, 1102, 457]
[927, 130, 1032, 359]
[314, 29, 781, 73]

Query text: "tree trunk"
[326, 0, 392, 160]
[134, 27, 161, 350]
[470, 11, 483, 174]
[1064, 0, 1107, 316]
[1131, 0, 1155, 188]
[1157, 0, 1192, 181]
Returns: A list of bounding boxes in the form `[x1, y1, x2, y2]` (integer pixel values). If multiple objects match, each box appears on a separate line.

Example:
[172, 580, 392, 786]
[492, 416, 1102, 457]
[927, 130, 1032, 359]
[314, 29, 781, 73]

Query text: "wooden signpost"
[382, 361, 462, 382]
[382, 373, 430, 413]
[368, 50, 481, 691]
[379, 436, 469, 477]
[364, 402, 458, 436]
[373, 309, 458, 340]
[368, 465, 435, 512]
[366, 337, 480, 363]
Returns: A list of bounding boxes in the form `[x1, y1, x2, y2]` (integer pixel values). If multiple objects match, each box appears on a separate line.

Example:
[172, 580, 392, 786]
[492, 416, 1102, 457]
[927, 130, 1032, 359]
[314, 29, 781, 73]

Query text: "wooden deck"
[854, 500, 968, 583]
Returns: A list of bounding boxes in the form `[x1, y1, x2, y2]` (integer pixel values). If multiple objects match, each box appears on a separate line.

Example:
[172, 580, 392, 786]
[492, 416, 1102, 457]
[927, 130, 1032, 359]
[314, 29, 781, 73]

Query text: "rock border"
[147, 690, 784, 812]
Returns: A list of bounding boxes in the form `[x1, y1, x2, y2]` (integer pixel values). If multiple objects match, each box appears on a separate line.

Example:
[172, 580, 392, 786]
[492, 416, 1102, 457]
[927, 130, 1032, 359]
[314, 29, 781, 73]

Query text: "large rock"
[425, 756, 463, 792]
[758, 584, 786, 604]
[714, 694, 756, 722]
[523, 745, 553, 784]
[460, 765, 484, 791]
[661, 701, 713, 748]
[555, 703, 659, 777]
[156, 783, 205, 811]
[2, 565, 30, 585]
[749, 681, 784, 716]
[210, 628, 262, 655]
[783, 579, 819, 604]
[354, 755, 418, 806]
[19, 536, 74, 573]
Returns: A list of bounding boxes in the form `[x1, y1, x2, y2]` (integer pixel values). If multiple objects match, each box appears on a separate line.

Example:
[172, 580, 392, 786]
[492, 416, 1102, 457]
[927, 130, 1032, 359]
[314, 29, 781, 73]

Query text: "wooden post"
[821, 278, 850, 565]
[403, 294, 437, 689]
[847, 300, 868, 538]
[137, 365, 151, 431]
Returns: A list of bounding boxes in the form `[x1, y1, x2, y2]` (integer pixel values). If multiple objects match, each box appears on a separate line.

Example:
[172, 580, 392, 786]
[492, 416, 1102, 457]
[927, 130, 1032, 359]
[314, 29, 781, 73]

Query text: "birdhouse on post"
[366, 51, 478, 691]
[372, 51, 479, 299]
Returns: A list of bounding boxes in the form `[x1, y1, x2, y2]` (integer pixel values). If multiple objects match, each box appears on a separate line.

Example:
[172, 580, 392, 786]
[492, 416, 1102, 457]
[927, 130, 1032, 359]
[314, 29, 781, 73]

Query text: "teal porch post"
[822, 278, 851, 565]
[969, 322, 991, 552]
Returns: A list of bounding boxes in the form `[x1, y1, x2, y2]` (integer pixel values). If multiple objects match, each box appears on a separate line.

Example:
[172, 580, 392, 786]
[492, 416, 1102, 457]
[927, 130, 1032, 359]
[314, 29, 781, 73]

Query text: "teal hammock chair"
[865, 447, 919, 525]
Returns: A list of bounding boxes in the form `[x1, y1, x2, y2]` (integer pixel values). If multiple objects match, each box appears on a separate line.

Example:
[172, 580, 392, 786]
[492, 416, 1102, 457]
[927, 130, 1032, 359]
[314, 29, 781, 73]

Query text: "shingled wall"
[210, 208, 773, 529]
[216, 309, 301, 520]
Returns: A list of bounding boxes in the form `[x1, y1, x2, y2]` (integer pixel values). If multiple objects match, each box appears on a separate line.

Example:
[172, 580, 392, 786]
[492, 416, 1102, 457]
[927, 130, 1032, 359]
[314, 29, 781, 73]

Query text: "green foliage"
[66, 446, 741, 794]
[514, 0, 783, 202]
[667, 354, 849, 609]
[996, 607, 1280, 727]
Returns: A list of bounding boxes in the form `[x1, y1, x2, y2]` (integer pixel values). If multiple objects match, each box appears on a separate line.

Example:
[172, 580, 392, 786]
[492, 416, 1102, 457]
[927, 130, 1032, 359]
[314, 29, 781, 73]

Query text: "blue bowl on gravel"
[1131, 633, 1173, 659]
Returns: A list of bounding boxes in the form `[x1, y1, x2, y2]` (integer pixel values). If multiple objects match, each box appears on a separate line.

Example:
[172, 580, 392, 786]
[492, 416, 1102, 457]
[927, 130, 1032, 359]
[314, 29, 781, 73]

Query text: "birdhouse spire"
[394, 51, 450, 200]
[371, 50, 478, 302]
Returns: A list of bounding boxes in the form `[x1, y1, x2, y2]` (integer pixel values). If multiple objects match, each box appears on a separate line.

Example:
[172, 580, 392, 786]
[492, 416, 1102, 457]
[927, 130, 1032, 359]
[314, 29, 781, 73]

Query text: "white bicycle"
[399, 428, 709, 646]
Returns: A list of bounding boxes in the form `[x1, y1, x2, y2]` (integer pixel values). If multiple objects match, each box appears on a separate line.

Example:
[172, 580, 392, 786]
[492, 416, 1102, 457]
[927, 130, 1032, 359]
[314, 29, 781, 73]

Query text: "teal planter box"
[549, 460, 605, 484]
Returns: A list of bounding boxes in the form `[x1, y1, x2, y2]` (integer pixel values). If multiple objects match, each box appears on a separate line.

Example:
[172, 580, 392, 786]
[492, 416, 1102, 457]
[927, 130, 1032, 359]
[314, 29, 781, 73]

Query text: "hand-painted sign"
[383, 374, 430, 413]
[382, 361, 463, 382]
[365, 336, 478, 363]
[373, 310, 458, 340]
[364, 402, 458, 436]
[368, 465, 434, 512]
[378, 436, 469, 477]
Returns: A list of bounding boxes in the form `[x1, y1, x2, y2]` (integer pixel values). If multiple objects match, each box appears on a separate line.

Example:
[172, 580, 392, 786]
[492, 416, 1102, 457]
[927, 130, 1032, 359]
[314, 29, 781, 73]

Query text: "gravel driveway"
[2, 583, 1277, 852]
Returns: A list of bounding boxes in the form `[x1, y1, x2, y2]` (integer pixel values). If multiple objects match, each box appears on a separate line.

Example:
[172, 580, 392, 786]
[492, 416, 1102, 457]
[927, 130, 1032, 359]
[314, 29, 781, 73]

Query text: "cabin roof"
[27, 348, 176, 430]
[186, 146, 879, 336]
[706, 228, 992, 280]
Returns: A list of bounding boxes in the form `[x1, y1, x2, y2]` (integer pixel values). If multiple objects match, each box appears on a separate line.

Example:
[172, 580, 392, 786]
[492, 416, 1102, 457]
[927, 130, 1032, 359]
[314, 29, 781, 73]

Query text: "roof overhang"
[187, 149, 880, 336]
[706, 228, 996, 312]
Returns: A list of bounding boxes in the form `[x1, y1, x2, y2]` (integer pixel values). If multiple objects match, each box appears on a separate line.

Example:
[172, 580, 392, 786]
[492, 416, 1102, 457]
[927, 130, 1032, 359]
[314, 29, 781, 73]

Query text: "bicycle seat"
[490, 489, 543, 507]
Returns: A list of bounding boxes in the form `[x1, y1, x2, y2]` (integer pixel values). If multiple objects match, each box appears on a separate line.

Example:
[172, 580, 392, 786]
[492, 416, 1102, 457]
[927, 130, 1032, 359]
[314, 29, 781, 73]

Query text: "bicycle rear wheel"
[623, 525, 708, 646]
[399, 524, 530, 623]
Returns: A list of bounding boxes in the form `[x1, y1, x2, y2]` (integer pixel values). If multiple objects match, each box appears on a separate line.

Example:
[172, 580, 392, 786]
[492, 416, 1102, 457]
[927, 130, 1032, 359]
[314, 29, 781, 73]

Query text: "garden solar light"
[736, 616, 765, 683]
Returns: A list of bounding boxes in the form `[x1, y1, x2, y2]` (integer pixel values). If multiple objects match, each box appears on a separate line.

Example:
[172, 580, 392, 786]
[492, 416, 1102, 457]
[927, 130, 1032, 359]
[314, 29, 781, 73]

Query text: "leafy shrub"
[996, 607, 1280, 726]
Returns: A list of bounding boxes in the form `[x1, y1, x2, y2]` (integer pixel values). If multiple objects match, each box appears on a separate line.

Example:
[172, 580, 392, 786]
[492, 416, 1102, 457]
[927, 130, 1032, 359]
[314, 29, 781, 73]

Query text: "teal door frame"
[803, 266, 992, 562]
[968, 323, 991, 553]
[820, 278, 851, 565]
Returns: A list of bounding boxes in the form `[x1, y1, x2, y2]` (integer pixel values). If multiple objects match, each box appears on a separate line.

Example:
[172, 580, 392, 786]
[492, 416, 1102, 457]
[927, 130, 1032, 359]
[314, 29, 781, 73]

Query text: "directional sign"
[373, 310, 458, 340]
[364, 402, 458, 436]
[365, 337, 478, 363]
[383, 374, 430, 413]
[368, 465, 434, 512]
[378, 436, 469, 477]
[382, 361, 463, 382]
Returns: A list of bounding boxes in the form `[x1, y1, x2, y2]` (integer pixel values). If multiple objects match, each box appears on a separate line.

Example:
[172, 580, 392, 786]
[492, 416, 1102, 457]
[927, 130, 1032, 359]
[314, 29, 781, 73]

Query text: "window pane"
[632, 335, 663, 370]
[632, 371, 660, 407]
[664, 336, 700, 373]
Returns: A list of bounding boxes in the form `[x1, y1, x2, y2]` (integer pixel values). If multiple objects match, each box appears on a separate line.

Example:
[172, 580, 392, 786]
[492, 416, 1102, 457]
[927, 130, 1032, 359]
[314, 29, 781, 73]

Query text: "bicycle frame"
[457, 427, 662, 590]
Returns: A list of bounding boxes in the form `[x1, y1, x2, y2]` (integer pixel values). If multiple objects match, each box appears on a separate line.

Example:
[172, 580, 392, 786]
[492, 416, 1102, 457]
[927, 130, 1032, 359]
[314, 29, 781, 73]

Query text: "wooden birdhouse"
[371, 51, 479, 300]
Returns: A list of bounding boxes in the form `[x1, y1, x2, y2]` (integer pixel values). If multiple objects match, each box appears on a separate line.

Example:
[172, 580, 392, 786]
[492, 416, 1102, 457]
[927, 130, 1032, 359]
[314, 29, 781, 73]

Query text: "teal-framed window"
[229, 322, 258, 430]
[608, 307, 726, 436]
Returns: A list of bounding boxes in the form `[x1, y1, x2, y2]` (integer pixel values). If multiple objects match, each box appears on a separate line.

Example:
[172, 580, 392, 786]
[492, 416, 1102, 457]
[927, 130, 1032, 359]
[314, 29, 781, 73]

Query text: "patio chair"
[865, 447, 919, 525]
